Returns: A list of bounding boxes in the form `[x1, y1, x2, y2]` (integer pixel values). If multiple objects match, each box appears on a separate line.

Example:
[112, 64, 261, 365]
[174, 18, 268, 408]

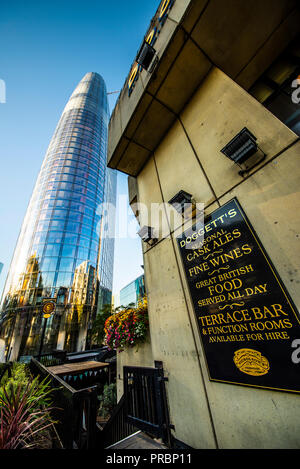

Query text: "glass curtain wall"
[0, 72, 116, 360]
[119, 275, 145, 308]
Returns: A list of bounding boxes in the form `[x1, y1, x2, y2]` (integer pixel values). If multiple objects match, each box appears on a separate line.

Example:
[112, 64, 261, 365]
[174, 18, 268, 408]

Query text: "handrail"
[34, 352, 67, 368]
[98, 394, 137, 449]
[30, 357, 99, 449]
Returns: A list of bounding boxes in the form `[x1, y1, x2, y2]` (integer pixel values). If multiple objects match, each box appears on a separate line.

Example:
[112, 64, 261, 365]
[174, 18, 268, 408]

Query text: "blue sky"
[0, 0, 160, 299]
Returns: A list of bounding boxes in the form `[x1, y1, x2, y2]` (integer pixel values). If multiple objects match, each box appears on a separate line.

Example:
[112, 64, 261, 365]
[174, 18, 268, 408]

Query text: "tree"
[90, 304, 114, 347]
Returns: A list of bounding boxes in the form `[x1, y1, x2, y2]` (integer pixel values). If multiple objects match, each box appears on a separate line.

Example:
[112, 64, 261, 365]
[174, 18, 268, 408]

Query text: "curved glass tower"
[0, 72, 116, 360]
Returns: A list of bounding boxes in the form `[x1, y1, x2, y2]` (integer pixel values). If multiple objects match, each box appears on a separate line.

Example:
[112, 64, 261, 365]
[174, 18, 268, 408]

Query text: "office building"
[119, 275, 145, 308]
[0, 72, 116, 360]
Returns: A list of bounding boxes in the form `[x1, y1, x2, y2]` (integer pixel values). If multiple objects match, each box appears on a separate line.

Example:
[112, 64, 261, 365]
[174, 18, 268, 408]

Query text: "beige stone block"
[124, 93, 153, 140]
[118, 141, 150, 176]
[108, 101, 123, 164]
[181, 68, 297, 198]
[236, 8, 300, 89]
[155, 118, 215, 207]
[167, 0, 191, 24]
[146, 28, 187, 97]
[191, 0, 298, 79]
[156, 39, 212, 114]
[137, 156, 169, 241]
[117, 339, 154, 400]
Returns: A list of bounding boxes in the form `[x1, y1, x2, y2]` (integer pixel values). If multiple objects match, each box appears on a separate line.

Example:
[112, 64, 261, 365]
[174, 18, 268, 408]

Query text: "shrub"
[0, 363, 29, 394]
[90, 304, 114, 347]
[98, 383, 117, 419]
[0, 363, 56, 449]
[0, 363, 53, 408]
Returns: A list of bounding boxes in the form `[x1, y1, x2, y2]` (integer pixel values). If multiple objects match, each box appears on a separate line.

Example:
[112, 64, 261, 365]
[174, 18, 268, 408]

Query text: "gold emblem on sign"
[42, 300, 55, 318]
[233, 349, 270, 376]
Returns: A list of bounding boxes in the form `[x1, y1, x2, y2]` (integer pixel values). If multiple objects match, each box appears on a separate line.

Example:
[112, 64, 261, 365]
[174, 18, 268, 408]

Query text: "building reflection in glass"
[119, 275, 145, 308]
[0, 73, 116, 360]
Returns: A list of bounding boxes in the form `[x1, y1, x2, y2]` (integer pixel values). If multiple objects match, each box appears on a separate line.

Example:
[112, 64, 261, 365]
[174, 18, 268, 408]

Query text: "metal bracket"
[238, 146, 267, 177]
[158, 376, 169, 382]
[149, 55, 159, 74]
[163, 423, 175, 430]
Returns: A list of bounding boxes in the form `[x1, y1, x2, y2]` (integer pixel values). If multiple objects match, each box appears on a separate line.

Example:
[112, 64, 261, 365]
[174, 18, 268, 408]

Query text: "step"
[108, 431, 167, 450]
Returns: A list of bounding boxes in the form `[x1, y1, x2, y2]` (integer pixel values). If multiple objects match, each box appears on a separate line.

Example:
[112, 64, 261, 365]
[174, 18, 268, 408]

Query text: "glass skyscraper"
[0, 72, 116, 360]
[119, 275, 145, 308]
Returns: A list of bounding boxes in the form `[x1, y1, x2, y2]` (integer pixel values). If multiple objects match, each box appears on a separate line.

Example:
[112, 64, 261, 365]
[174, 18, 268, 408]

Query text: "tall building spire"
[0, 73, 116, 360]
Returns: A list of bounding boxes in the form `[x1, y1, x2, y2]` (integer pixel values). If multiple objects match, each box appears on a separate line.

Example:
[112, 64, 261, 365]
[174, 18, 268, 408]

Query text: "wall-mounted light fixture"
[168, 190, 197, 219]
[137, 226, 158, 246]
[220, 127, 266, 177]
[136, 40, 156, 71]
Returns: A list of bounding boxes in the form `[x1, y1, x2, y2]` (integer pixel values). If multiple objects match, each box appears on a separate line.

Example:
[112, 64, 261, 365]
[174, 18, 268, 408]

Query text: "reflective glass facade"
[0, 72, 116, 360]
[119, 275, 145, 308]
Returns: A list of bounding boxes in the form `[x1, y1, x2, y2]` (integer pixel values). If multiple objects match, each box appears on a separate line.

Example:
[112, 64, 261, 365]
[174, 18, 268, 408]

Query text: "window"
[44, 244, 61, 257]
[59, 258, 75, 271]
[64, 233, 78, 245]
[61, 245, 76, 257]
[56, 272, 73, 286]
[41, 257, 58, 271]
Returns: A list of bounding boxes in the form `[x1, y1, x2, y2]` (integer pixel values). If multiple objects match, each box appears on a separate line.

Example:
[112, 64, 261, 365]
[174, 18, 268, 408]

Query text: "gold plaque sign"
[177, 198, 300, 393]
[42, 299, 56, 319]
[233, 349, 270, 377]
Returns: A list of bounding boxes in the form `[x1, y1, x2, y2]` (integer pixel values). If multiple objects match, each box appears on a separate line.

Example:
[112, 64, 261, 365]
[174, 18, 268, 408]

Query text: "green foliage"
[0, 363, 56, 448]
[0, 363, 28, 394]
[0, 363, 53, 408]
[98, 383, 117, 419]
[91, 303, 114, 346]
[0, 381, 55, 449]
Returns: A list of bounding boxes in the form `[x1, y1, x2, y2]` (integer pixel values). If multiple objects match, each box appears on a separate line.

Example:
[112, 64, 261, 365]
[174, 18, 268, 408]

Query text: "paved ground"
[109, 432, 167, 449]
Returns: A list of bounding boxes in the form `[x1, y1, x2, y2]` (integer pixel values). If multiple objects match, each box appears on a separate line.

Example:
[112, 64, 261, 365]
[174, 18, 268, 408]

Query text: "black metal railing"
[66, 349, 102, 363]
[124, 365, 173, 446]
[35, 351, 67, 368]
[35, 347, 116, 366]
[98, 394, 137, 449]
[28, 358, 172, 449]
[30, 358, 99, 449]
[98, 364, 173, 449]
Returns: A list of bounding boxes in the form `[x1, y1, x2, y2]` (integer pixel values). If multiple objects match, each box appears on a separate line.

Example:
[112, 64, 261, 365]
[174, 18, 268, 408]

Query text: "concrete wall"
[118, 67, 300, 448]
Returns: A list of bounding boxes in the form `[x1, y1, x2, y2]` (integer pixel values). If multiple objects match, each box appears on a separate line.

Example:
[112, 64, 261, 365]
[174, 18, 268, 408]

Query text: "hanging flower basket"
[104, 297, 149, 352]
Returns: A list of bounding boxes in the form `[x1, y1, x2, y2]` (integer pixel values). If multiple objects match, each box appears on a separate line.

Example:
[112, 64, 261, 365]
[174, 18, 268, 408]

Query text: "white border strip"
[106, 431, 142, 449]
